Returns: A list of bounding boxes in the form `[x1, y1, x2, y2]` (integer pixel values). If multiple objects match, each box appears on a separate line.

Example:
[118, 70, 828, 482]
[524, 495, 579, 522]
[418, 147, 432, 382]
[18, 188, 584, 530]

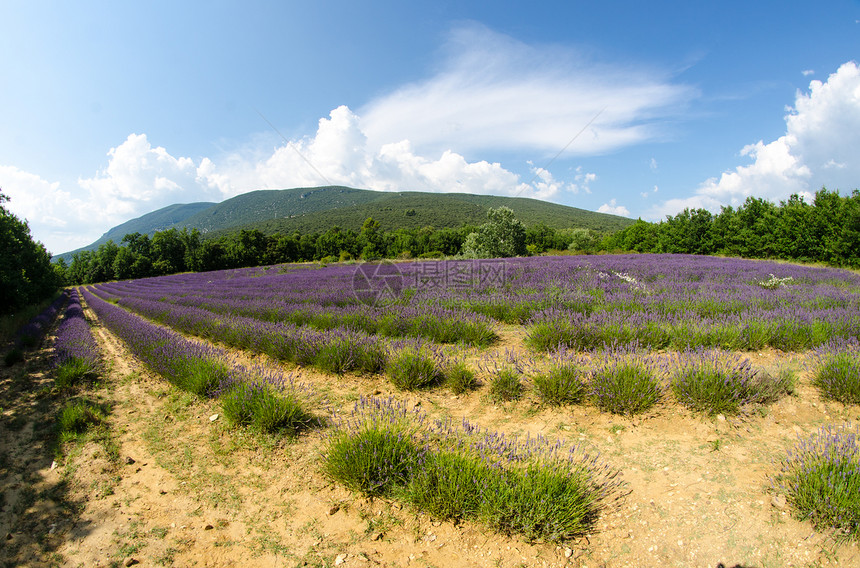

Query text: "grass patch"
[55, 357, 100, 390]
[57, 399, 106, 441]
[773, 423, 860, 540]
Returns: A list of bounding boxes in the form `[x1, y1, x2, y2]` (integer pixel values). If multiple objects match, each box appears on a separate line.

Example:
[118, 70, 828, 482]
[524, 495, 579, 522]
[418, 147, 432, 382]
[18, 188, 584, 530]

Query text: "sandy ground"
[2, 305, 860, 568]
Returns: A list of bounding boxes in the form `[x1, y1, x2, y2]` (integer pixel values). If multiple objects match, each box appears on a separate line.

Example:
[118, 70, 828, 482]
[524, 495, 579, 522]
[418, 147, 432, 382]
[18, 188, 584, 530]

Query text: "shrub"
[671, 351, 793, 416]
[773, 423, 860, 540]
[532, 364, 587, 406]
[220, 380, 314, 434]
[403, 451, 488, 520]
[445, 361, 479, 395]
[591, 360, 662, 416]
[813, 348, 860, 405]
[480, 462, 604, 542]
[324, 425, 424, 497]
[387, 348, 441, 390]
[175, 358, 230, 397]
[489, 368, 523, 402]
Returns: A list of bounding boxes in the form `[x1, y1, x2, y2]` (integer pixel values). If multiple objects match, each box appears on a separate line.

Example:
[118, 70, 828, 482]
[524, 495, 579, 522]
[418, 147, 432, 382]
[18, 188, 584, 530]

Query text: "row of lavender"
[94, 254, 860, 352]
[81, 287, 317, 433]
[94, 275, 497, 347]
[4, 292, 68, 366]
[52, 289, 103, 388]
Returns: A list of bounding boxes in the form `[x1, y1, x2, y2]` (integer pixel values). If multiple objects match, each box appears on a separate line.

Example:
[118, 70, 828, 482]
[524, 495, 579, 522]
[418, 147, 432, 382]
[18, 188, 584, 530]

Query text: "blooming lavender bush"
[590, 347, 664, 415]
[773, 423, 860, 539]
[812, 341, 860, 405]
[9, 292, 67, 355]
[532, 359, 588, 407]
[386, 347, 442, 390]
[671, 350, 794, 415]
[324, 397, 624, 542]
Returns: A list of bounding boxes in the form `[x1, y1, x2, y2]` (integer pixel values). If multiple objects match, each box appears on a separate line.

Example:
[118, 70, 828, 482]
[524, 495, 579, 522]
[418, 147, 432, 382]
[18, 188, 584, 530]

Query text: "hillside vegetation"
[54, 186, 634, 262]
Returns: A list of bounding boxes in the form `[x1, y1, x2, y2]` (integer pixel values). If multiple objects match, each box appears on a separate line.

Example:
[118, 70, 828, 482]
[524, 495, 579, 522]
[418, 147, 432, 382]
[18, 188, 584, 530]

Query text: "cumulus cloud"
[360, 23, 695, 157]
[598, 199, 630, 217]
[4, 106, 599, 253]
[649, 61, 860, 219]
[1, 134, 220, 253]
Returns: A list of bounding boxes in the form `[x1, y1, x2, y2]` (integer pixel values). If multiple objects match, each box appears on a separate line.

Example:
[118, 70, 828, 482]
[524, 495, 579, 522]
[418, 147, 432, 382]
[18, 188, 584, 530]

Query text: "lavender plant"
[671, 350, 793, 415]
[532, 363, 588, 407]
[325, 397, 623, 541]
[386, 347, 442, 390]
[489, 368, 524, 403]
[812, 341, 860, 405]
[773, 423, 860, 540]
[590, 346, 664, 415]
[53, 290, 102, 389]
[220, 379, 314, 434]
[444, 360, 479, 395]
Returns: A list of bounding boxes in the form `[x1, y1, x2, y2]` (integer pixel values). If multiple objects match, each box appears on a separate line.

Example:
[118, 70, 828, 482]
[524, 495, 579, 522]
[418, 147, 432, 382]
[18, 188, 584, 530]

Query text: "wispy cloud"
[360, 23, 696, 157]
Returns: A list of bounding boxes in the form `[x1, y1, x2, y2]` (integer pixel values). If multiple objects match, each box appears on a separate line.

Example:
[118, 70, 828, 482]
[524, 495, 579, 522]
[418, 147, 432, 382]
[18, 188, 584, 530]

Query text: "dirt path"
[3, 303, 860, 567]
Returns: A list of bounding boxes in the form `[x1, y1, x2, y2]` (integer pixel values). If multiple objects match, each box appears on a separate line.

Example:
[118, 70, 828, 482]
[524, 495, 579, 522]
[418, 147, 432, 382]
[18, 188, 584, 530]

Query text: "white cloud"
[360, 23, 695, 157]
[6, 106, 601, 253]
[802, 69, 815, 76]
[649, 61, 860, 219]
[598, 199, 630, 217]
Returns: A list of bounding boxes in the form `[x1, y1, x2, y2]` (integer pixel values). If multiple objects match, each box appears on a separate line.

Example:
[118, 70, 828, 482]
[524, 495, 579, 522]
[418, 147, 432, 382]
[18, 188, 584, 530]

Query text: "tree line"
[603, 188, 860, 268]
[58, 210, 602, 285]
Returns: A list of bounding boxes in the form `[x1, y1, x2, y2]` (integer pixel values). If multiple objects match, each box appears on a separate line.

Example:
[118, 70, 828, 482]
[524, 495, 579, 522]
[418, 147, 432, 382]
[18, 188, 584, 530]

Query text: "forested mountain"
[54, 186, 634, 261]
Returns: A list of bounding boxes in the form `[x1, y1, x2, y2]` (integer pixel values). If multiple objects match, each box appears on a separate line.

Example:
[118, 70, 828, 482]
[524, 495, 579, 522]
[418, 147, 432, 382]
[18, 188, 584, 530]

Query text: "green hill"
[56, 186, 634, 259]
[189, 186, 634, 237]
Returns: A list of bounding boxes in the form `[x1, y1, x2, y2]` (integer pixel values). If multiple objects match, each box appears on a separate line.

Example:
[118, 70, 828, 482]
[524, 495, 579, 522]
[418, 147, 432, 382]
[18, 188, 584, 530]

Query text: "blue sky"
[2, 1, 859, 254]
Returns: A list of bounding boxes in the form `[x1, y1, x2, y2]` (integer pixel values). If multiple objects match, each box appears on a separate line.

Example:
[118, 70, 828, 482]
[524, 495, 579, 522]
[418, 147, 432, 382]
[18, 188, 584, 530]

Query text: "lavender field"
[90, 253, 860, 355]
[73, 253, 860, 564]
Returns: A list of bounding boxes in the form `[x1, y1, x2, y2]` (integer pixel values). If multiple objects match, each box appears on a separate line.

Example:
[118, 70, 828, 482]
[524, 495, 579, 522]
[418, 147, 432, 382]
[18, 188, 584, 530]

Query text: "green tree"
[461, 206, 527, 258]
[0, 189, 61, 314]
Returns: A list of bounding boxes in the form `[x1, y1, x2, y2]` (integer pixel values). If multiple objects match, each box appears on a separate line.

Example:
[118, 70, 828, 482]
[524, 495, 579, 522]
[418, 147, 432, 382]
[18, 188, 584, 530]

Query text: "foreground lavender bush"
[773, 423, 860, 540]
[812, 341, 860, 405]
[219, 376, 315, 434]
[671, 350, 793, 415]
[324, 397, 623, 542]
[386, 347, 442, 390]
[590, 347, 664, 415]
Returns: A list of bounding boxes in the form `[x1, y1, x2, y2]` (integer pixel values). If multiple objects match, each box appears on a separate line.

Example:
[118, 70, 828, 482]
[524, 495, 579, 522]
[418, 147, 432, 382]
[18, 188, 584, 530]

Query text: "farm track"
[4, 295, 860, 567]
